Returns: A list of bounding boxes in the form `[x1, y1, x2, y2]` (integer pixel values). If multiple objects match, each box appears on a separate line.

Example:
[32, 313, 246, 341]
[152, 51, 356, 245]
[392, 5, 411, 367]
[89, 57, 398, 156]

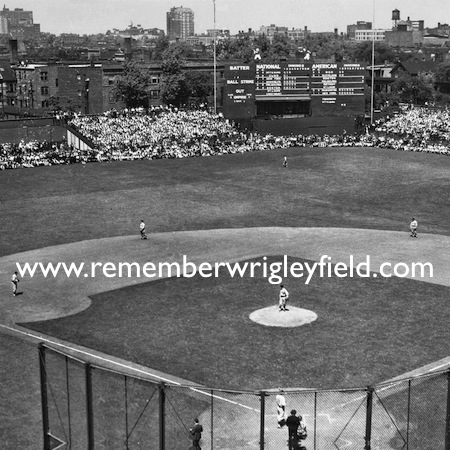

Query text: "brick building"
[11, 62, 117, 116]
[3, 58, 225, 117]
[347, 21, 372, 40]
[0, 59, 16, 115]
[14, 63, 58, 111]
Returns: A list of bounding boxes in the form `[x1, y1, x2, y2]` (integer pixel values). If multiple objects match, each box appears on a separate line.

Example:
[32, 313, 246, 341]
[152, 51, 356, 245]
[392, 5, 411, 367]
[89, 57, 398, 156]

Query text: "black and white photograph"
[1, 1, 450, 449]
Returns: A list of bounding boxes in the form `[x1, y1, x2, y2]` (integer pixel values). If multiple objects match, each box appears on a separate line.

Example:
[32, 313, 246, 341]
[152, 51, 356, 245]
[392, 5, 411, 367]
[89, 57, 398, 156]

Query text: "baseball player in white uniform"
[279, 285, 289, 311]
[139, 220, 147, 239]
[11, 271, 19, 296]
[276, 389, 287, 427]
[410, 218, 418, 238]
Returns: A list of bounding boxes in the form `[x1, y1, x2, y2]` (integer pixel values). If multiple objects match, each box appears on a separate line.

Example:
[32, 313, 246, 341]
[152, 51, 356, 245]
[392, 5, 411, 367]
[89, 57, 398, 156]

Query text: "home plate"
[249, 306, 318, 327]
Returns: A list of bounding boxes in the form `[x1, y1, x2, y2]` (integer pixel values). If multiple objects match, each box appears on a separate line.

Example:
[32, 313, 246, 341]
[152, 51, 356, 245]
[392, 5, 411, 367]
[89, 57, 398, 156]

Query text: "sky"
[4, 0, 450, 35]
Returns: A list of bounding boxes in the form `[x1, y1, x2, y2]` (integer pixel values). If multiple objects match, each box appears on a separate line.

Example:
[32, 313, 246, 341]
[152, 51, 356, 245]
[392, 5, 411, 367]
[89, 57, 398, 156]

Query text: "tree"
[254, 34, 271, 57]
[160, 48, 189, 107]
[268, 34, 292, 60]
[435, 61, 450, 83]
[216, 35, 254, 62]
[48, 95, 82, 113]
[151, 35, 170, 60]
[389, 72, 435, 106]
[185, 71, 214, 106]
[112, 61, 152, 109]
[350, 41, 396, 65]
[160, 73, 190, 107]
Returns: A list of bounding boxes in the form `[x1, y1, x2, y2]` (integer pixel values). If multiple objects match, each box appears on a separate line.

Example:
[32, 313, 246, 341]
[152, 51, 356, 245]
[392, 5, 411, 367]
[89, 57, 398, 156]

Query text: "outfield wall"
[252, 116, 358, 136]
[0, 120, 66, 144]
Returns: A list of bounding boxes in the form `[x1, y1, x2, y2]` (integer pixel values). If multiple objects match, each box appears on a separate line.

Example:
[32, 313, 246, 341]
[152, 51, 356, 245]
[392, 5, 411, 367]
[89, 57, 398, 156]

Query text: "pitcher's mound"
[249, 306, 318, 328]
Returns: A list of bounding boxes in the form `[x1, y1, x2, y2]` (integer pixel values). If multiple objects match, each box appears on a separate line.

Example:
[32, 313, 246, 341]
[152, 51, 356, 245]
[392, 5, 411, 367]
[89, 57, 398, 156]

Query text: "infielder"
[139, 220, 147, 239]
[11, 271, 19, 296]
[410, 218, 418, 238]
[279, 285, 289, 311]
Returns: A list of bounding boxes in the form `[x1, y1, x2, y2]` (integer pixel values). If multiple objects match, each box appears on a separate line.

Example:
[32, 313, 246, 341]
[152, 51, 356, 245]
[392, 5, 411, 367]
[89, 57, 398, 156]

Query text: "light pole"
[213, 0, 217, 114]
[370, 0, 375, 124]
[0, 81, 4, 118]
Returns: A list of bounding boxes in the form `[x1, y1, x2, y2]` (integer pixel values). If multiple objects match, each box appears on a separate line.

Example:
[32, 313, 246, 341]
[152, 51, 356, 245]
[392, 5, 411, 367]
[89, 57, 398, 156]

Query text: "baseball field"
[1, 145, 449, 448]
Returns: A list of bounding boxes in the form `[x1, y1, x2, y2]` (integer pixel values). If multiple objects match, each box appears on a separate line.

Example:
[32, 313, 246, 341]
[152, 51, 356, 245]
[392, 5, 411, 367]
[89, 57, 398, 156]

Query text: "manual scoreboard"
[223, 62, 365, 119]
[255, 63, 311, 97]
[223, 64, 255, 119]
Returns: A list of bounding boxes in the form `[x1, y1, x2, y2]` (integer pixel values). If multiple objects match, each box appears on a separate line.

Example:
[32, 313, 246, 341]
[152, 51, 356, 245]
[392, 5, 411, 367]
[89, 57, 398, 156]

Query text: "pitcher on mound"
[279, 285, 289, 311]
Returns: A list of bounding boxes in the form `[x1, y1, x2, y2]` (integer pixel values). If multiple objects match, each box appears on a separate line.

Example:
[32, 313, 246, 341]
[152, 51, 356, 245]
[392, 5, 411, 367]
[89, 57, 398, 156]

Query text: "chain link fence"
[38, 344, 450, 450]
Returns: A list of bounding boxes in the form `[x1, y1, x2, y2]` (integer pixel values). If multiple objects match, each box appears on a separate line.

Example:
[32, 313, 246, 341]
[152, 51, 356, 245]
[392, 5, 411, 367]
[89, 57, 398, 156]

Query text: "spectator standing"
[286, 409, 301, 449]
[190, 418, 203, 449]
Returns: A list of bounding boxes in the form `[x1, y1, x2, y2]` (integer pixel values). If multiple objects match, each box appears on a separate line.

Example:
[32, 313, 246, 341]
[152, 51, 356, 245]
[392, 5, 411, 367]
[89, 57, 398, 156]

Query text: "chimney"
[124, 37, 132, 61]
[9, 39, 18, 63]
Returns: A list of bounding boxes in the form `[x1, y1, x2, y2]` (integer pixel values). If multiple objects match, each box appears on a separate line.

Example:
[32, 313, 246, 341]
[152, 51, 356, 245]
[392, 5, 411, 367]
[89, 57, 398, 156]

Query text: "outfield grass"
[22, 255, 450, 390]
[1, 146, 450, 257]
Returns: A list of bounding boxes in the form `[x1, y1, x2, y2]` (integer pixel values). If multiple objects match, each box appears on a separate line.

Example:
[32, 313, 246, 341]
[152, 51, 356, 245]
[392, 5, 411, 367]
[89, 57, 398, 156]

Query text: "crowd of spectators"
[372, 107, 450, 155]
[1, 106, 450, 170]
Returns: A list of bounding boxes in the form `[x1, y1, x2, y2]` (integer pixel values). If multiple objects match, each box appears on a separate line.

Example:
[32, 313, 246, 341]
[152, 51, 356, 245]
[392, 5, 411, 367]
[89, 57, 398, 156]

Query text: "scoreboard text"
[223, 62, 365, 118]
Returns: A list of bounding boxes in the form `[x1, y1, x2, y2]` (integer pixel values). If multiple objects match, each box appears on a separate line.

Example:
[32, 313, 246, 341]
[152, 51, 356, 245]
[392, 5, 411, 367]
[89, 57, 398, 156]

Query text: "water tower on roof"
[392, 9, 400, 29]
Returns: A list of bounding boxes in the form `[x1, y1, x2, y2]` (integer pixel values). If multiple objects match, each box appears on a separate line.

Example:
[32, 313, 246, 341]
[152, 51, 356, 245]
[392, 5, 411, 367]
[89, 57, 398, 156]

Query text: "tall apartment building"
[0, 6, 40, 39]
[1, 6, 33, 27]
[0, 16, 8, 34]
[166, 6, 194, 41]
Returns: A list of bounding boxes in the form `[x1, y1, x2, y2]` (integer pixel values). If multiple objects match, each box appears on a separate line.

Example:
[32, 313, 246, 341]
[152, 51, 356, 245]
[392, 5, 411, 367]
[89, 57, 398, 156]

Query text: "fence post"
[85, 363, 94, 449]
[446, 370, 450, 450]
[314, 391, 317, 450]
[124, 376, 129, 450]
[159, 382, 166, 450]
[38, 343, 50, 450]
[406, 379, 411, 450]
[364, 386, 374, 450]
[260, 391, 266, 450]
[210, 389, 214, 450]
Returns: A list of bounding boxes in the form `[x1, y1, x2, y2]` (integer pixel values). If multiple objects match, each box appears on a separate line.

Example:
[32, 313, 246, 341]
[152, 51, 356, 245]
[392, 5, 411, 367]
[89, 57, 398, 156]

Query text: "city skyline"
[3, 0, 450, 35]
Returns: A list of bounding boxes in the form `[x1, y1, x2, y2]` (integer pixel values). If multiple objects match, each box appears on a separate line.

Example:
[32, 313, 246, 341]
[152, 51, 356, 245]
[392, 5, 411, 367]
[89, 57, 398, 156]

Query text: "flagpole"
[213, 0, 217, 114]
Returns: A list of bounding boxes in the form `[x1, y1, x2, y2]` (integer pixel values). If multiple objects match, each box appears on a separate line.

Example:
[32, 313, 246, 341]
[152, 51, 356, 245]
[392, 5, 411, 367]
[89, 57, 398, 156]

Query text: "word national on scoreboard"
[223, 61, 365, 121]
